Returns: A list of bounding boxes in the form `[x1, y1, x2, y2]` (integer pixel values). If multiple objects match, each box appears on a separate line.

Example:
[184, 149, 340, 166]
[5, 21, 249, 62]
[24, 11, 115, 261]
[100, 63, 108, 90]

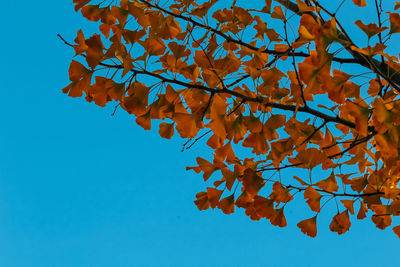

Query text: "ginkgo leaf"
[270, 207, 287, 227]
[85, 34, 104, 68]
[352, 0, 367, 7]
[186, 157, 218, 181]
[253, 195, 274, 219]
[371, 204, 392, 230]
[141, 38, 166, 56]
[68, 60, 90, 81]
[329, 210, 351, 235]
[294, 176, 308, 186]
[207, 187, 223, 209]
[159, 122, 175, 139]
[73, 0, 91, 11]
[340, 200, 355, 215]
[315, 172, 339, 192]
[271, 6, 284, 20]
[221, 168, 236, 191]
[242, 132, 269, 155]
[262, 0, 272, 13]
[136, 111, 151, 130]
[357, 201, 368, 220]
[235, 190, 253, 208]
[389, 12, 400, 34]
[393, 225, 400, 238]
[174, 113, 199, 138]
[296, 148, 324, 169]
[269, 181, 293, 204]
[355, 20, 388, 38]
[218, 194, 235, 214]
[194, 192, 210, 211]
[73, 29, 88, 55]
[304, 186, 322, 212]
[297, 216, 317, 237]
[242, 168, 265, 195]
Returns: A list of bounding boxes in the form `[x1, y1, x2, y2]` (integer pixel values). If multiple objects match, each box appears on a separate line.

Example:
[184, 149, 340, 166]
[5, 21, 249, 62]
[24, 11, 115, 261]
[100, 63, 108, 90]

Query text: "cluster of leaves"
[63, 0, 400, 238]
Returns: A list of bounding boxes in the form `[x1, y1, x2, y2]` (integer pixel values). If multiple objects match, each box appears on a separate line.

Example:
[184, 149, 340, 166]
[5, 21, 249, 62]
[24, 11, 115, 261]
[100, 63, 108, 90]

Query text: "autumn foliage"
[62, 0, 400, 238]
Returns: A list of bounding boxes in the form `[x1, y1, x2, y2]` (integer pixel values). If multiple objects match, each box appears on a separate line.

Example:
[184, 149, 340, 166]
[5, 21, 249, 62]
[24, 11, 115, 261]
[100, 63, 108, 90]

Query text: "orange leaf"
[174, 113, 199, 138]
[340, 200, 355, 215]
[221, 168, 236, 191]
[270, 207, 287, 227]
[218, 194, 235, 214]
[297, 216, 317, 237]
[194, 192, 210, 211]
[242, 132, 270, 155]
[235, 190, 253, 208]
[262, 0, 272, 13]
[352, 0, 367, 7]
[393, 225, 400, 238]
[136, 111, 151, 130]
[304, 186, 322, 212]
[73, 0, 91, 11]
[355, 20, 388, 38]
[68, 60, 90, 81]
[293, 176, 309, 186]
[270, 181, 293, 204]
[195, 157, 218, 181]
[329, 210, 351, 235]
[389, 12, 400, 34]
[271, 6, 284, 20]
[253, 195, 274, 219]
[85, 34, 104, 68]
[242, 168, 265, 195]
[207, 187, 223, 209]
[357, 201, 368, 220]
[371, 204, 392, 229]
[142, 38, 166, 56]
[73, 29, 89, 55]
[296, 148, 324, 169]
[315, 172, 339, 192]
[159, 122, 174, 139]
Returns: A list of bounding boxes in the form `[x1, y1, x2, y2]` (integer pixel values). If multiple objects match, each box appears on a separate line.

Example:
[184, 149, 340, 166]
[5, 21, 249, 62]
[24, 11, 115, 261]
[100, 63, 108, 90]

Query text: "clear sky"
[0, 1, 399, 267]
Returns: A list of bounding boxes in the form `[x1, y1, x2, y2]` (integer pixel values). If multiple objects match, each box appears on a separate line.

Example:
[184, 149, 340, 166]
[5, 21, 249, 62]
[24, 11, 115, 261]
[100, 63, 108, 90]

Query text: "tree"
[61, 0, 400, 238]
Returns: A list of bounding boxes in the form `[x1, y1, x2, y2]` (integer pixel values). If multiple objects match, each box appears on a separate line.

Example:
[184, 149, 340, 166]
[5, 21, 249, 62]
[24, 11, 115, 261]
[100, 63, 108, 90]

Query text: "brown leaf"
[304, 186, 322, 212]
[329, 210, 351, 235]
[194, 192, 210, 211]
[315, 172, 339, 192]
[242, 168, 265, 195]
[297, 216, 318, 237]
[218, 194, 235, 214]
[207, 187, 223, 209]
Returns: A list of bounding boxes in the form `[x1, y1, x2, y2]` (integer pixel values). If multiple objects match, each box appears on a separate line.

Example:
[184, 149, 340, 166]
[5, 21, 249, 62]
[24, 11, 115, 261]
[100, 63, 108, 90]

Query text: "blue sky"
[0, 1, 399, 266]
